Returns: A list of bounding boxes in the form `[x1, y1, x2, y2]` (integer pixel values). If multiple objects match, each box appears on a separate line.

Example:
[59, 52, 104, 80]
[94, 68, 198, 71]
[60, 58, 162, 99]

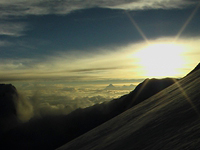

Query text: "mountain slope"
[57, 69, 200, 149]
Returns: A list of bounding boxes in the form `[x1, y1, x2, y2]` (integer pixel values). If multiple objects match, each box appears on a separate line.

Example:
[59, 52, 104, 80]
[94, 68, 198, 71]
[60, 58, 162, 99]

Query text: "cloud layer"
[0, 0, 198, 18]
[0, 22, 27, 36]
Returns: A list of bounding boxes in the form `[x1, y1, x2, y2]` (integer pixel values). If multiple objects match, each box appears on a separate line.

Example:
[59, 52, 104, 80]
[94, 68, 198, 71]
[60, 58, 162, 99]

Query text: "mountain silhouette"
[58, 64, 200, 150]
[0, 84, 20, 133]
[105, 84, 116, 90]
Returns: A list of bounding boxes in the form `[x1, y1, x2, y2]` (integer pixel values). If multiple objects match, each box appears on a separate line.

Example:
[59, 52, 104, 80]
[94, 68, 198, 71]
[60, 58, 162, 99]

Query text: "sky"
[0, 0, 200, 112]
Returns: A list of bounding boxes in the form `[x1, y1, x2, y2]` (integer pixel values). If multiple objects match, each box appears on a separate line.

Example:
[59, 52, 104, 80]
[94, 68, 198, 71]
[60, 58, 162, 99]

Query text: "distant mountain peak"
[105, 84, 116, 90]
[108, 84, 114, 87]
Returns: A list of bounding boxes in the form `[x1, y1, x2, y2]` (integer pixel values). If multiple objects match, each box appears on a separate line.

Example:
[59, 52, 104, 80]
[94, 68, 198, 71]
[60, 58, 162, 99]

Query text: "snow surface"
[57, 69, 200, 150]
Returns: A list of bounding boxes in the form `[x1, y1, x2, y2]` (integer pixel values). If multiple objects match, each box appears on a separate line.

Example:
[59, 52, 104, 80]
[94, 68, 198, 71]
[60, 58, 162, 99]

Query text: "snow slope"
[57, 69, 200, 149]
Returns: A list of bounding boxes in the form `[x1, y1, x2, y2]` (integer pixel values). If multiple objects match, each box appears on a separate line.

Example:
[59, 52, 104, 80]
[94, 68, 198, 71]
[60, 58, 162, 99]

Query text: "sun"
[134, 42, 186, 78]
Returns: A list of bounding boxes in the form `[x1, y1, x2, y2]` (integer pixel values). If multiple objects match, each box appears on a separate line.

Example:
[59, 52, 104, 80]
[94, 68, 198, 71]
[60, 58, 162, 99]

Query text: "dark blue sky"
[1, 4, 200, 59]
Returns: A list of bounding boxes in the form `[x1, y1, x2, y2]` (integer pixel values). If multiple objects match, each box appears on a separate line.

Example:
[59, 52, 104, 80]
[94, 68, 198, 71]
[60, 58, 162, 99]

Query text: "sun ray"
[124, 10, 149, 44]
[172, 78, 200, 117]
[174, 2, 200, 42]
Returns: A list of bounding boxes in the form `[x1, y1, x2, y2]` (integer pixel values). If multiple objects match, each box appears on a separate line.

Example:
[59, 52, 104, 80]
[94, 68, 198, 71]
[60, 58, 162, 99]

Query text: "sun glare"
[133, 43, 186, 78]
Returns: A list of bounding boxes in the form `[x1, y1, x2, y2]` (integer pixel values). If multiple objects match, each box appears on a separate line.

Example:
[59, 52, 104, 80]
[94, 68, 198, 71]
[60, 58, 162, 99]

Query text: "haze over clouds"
[8, 82, 137, 122]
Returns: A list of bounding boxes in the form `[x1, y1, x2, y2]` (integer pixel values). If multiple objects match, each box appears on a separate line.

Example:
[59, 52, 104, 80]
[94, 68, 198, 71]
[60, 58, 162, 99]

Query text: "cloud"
[0, 75, 88, 83]
[61, 87, 77, 92]
[108, 0, 197, 10]
[0, 0, 198, 18]
[70, 67, 121, 73]
[0, 0, 198, 40]
[17, 93, 111, 119]
[0, 40, 12, 47]
[0, 22, 28, 36]
[28, 92, 77, 117]
[4, 84, 113, 120]
[16, 92, 34, 122]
